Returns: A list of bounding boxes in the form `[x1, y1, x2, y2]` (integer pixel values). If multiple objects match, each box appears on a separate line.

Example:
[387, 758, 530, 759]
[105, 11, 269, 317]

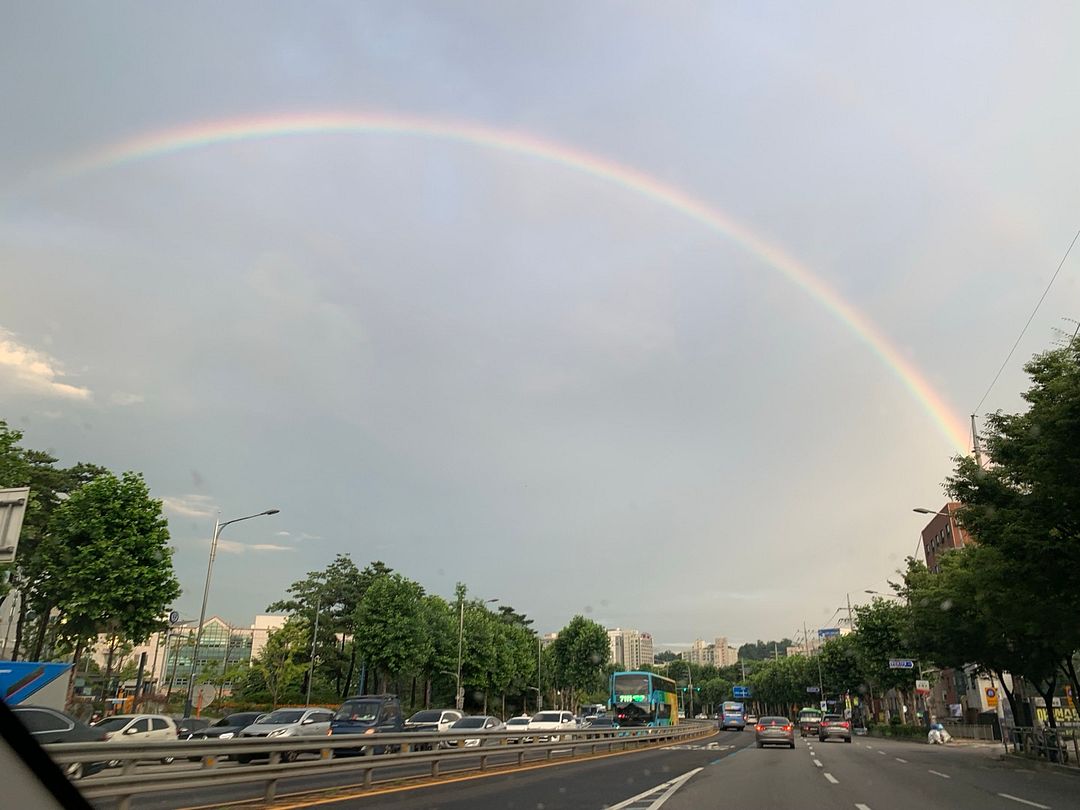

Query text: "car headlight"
[363, 727, 376, 735]
[218, 732, 235, 740]
[267, 728, 292, 737]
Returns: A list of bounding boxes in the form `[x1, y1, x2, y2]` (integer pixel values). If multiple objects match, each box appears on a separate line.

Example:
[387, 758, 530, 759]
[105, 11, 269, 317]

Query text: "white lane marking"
[864, 744, 873, 749]
[813, 759, 822, 767]
[895, 757, 908, 763]
[997, 794, 1051, 809]
[928, 769, 951, 779]
[824, 772, 839, 784]
[877, 750, 886, 755]
[856, 805, 873, 810]
[606, 767, 703, 810]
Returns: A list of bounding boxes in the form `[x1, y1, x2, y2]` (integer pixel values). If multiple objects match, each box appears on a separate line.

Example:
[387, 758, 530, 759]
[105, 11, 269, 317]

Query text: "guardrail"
[49, 721, 714, 809]
[1003, 726, 1079, 767]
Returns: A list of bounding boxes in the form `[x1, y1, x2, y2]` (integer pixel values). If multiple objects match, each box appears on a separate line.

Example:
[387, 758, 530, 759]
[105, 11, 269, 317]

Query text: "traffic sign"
[168, 610, 181, 625]
[0, 487, 30, 565]
[806, 686, 820, 693]
[915, 679, 930, 695]
[733, 685, 751, 699]
[818, 628, 841, 639]
[985, 687, 998, 708]
[888, 659, 915, 670]
[820, 700, 828, 711]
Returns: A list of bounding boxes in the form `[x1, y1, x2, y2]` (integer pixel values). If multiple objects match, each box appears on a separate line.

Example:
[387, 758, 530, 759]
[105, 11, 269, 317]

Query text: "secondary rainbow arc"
[50, 111, 969, 452]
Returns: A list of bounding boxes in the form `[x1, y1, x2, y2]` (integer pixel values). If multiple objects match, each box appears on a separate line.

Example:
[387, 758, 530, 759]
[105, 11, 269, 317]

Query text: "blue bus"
[721, 700, 747, 731]
[610, 671, 679, 727]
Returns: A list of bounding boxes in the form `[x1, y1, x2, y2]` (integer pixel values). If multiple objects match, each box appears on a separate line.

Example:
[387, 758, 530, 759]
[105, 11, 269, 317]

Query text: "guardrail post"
[517, 750, 524, 765]
[364, 766, 373, 789]
[264, 778, 277, 803]
[432, 759, 440, 778]
[480, 754, 488, 771]
[117, 795, 131, 810]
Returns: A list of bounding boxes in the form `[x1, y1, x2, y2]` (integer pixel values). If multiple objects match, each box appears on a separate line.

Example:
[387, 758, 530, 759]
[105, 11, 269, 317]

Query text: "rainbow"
[47, 111, 969, 451]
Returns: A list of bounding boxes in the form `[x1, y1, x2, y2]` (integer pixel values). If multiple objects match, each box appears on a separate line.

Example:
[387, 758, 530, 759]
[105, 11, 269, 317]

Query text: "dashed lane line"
[895, 757, 908, 763]
[997, 794, 1051, 809]
[824, 773, 839, 784]
[855, 804, 873, 810]
[877, 750, 886, 756]
[605, 767, 704, 810]
[928, 769, 951, 779]
[813, 759, 822, 767]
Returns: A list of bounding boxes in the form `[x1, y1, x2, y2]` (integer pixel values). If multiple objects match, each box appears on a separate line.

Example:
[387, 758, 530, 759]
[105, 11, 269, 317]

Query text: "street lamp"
[184, 509, 279, 717]
[456, 597, 498, 711]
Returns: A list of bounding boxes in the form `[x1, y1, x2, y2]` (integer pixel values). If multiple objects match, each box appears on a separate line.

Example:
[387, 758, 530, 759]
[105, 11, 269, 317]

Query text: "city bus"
[721, 700, 747, 730]
[609, 671, 679, 726]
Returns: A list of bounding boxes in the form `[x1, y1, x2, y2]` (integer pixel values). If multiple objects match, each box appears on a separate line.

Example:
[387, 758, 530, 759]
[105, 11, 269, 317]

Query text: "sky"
[3, 2, 1079, 650]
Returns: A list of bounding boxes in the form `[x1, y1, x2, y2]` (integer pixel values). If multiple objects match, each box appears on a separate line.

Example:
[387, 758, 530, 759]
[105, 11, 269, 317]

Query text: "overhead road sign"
[818, 628, 841, 639]
[888, 659, 915, 670]
[733, 686, 751, 699]
[806, 686, 820, 693]
[0, 487, 30, 565]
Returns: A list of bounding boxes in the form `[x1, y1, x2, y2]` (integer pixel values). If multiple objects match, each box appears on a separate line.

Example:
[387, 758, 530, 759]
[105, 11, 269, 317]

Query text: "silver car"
[444, 715, 506, 747]
[754, 716, 795, 749]
[236, 707, 334, 762]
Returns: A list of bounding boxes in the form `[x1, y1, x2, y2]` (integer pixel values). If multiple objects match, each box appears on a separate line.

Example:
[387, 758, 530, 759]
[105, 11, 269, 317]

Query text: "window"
[657, 702, 671, 720]
[151, 718, 170, 731]
[18, 709, 69, 733]
[131, 719, 150, 733]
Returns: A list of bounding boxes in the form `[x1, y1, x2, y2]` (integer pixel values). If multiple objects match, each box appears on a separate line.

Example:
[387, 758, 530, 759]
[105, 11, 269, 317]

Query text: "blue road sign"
[818, 628, 841, 639]
[888, 659, 915, 670]
[733, 685, 751, 698]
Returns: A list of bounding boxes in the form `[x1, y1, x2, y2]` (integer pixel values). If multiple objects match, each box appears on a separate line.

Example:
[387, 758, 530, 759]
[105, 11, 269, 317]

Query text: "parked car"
[328, 694, 404, 756]
[235, 707, 334, 763]
[13, 705, 108, 780]
[755, 716, 795, 749]
[504, 715, 533, 744]
[403, 708, 462, 750]
[818, 714, 852, 743]
[92, 714, 179, 765]
[444, 715, 506, 747]
[527, 711, 577, 742]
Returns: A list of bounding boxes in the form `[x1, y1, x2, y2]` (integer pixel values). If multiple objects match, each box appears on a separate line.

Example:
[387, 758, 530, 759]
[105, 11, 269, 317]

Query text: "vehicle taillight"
[783, 725, 793, 732]
[841, 721, 850, 728]
[755, 724, 765, 732]
[821, 721, 829, 727]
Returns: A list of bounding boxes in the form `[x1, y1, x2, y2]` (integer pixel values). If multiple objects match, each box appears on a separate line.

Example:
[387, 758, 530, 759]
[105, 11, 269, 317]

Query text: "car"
[582, 716, 620, 739]
[504, 715, 533, 744]
[235, 707, 334, 763]
[818, 713, 852, 743]
[755, 716, 795, 748]
[527, 710, 577, 742]
[328, 694, 404, 756]
[745, 714, 759, 725]
[12, 705, 108, 780]
[403, 708, 462, 750]
[444, 715, 506, 747]
[797, 707, 824, 737]
[174, 716, 210, 738]
[183, 711, 270, 762]
[92, 713, 179, 765]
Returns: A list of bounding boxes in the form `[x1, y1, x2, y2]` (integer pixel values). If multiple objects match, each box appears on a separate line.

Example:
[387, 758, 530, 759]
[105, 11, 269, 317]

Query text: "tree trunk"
[30, 605, 52, 662]
[995, 668, 1021, 727]
[102, 640, 117, 703]
[343, 647, 356, 700]
[1034, 676, 1058, 729]
[410, 676, 417, 709]
[66, 638, 85, 710]
[11, 596, 28, 662]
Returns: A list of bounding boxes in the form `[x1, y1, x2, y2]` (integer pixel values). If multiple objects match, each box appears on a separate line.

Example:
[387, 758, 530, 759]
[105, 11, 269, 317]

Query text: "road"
[90, 730, 1080, 810]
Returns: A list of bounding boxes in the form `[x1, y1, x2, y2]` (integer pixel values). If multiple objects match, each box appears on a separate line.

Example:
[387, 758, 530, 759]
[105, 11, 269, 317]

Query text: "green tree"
[35, 471, 180, 704]
[243, 619, 308, 707]
[354, 574, 430, 693]
[550, 615, 609, 709]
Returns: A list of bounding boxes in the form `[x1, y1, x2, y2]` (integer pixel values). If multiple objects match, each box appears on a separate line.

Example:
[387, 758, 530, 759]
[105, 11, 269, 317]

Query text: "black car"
[13, 705, 108, 780]
[175, 716, 210, 738]
[583, 716, 620, 739]
[184, 711, 268, 761]
[328, 695, 403, 756]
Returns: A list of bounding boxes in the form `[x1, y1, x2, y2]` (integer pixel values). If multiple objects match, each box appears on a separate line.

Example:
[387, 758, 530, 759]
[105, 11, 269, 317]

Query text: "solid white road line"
[813, 759, 822, 767]
[895, 757, 908, 763]
[824, 773, 839, 784]
[928, 769, 951, 779]
[606, 767, 704, 810]
[997, 794, 1051, 809]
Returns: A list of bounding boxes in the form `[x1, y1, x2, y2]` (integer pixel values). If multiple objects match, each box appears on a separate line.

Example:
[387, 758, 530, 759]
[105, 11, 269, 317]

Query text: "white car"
[504, 715, 532, 744]
[745, 714, 759, 725]
[527, 711, 577, 742]
[236, 707, 334, 763]
[92, 714, 179, 765]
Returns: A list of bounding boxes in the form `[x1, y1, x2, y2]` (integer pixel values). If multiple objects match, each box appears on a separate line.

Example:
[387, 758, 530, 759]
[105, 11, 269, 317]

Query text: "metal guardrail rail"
[49, 721, 714, 809]
[1003, 725, 1079, 767]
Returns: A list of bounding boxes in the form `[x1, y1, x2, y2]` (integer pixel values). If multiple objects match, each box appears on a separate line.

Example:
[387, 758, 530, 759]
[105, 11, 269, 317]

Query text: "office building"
[607, 628, 654, 669]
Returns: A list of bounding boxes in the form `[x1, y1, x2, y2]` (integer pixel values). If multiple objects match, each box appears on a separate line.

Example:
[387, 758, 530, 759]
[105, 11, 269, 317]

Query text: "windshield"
[533, 713, 563, 723]
[261, 710, 304, 725]
[507, 718, 530, 726]
[612, 674, 651, 700]
[408, 711, 442, 723]
[218, 714, 257, 727]
[93, 717, 133, 732]
[452, 718, 487, 729]
[335, 701, 380, 722]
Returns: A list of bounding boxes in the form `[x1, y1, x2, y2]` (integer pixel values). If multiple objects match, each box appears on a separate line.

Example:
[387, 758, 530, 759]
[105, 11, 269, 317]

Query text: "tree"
[244, 620, 308, 707]
[550, 616, 609, 709]
[654, 650, 678, 664]
[34, 471, 180, 704]
[354, 574, 430, 694]
[738, 639, 793, 661]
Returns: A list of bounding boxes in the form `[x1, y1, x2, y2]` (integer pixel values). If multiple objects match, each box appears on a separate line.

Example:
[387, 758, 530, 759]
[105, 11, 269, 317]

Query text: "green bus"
[609, 671, 679, 726]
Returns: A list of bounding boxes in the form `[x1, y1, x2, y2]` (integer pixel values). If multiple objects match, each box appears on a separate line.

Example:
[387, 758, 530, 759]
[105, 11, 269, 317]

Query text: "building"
[251, 613, 287, 661]
[686, 637, 739, 667]
[540, 632, 559, 648]
[920, 502, 972, 573]
[607, 628, 654, 670]
[687, 639, 712, 666]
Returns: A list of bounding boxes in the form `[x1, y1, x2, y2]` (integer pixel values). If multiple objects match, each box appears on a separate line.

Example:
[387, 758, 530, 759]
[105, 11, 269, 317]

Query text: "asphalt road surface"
[92, 731, 1080, 810]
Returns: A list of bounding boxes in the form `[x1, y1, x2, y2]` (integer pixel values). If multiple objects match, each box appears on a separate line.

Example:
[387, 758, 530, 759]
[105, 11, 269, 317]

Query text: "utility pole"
[846, 593, 854, 630]
[971, 414, 984, 469]
[305, 597, 320, 707]
[537, 636, 542, 712]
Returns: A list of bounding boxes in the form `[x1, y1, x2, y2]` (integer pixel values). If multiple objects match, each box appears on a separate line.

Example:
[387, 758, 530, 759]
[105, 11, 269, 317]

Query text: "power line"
[974, 227, 1080, 413]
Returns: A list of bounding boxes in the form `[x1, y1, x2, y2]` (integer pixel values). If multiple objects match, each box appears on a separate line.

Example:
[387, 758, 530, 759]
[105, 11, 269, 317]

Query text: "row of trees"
[0, 421, 181, 702]
[233, 556, 610, 714]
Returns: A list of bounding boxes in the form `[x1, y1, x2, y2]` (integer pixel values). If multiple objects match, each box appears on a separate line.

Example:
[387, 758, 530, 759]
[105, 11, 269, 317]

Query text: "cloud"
[274, 530, 291, 537]
[0, 329, 92, 400]
[162, 494, 217, 518]
[110, 391, 144, 406]
[217, 539, 294, 554]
